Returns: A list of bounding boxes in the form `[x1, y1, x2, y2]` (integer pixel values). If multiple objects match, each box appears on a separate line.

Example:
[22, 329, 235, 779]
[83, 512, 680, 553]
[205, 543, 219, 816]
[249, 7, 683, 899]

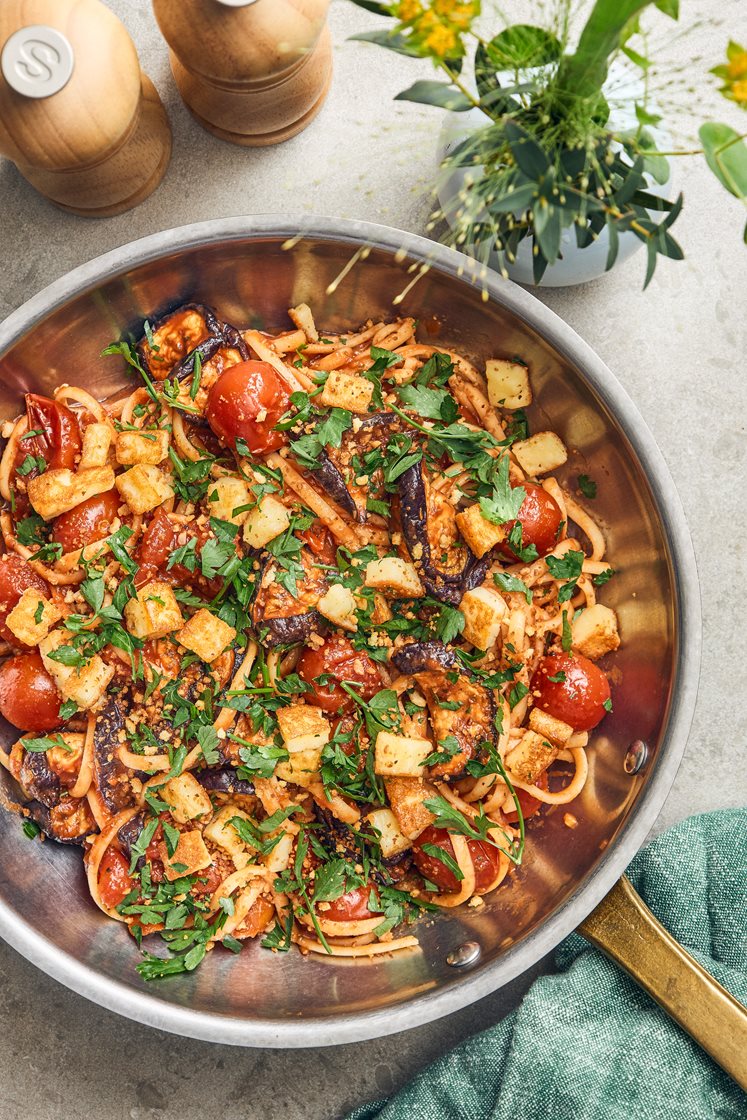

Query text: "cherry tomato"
[297, 636, 384, 715]
[169, 522, 223, 599]
[505, 770, 549, 824]
[98, 847, 136, 909]
[20, 394, 81, 472]
[0, 651, 62, 731]
[412, 825, 503, 894]
[502, 483, 562, 561]
[321, 886, 375, 922]
[299, 521, 336, 564]
[51, 488, 121, 554]
[531, 653, 611, 732]
[0, 554, 49, 645]
[205, 360, 292, 455]
[240, 895, 276, 937]
[135, 507, 176, 586]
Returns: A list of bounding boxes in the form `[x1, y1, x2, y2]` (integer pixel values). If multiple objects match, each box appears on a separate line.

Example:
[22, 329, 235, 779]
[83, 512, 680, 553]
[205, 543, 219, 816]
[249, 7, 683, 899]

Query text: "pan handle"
[578, 875, 747, 1091]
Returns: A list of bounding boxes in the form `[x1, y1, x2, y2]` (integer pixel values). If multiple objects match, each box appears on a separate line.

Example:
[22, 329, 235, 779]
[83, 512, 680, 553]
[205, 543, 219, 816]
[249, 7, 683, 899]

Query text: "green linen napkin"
[349, 809, 747, 1120]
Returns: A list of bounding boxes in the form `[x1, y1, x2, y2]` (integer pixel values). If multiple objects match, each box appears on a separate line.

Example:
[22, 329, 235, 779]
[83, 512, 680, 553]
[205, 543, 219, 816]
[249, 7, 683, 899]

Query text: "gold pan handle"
[579, 876, 747, 1091]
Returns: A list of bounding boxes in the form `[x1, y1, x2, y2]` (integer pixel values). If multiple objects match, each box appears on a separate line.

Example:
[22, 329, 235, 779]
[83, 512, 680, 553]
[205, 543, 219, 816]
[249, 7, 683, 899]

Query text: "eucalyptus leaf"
[347, 0, 390, 12]
[350, 29, 422, 58]
[699, 123, 747, 202]
[484, 25, 561, 70]
[504, 121, 549, 179]
[394, 80, 472, 112]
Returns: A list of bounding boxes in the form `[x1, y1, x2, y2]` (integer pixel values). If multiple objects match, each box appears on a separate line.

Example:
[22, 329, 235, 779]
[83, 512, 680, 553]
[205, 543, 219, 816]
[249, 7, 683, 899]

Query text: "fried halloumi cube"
[277, 704, 331, 754]
[505, 730, 557, 785]
[364, 807, 412, 858]
[364, 557, 425, 598]
[486, 358, 532, 410]
[275, 747, 323, 788]
[115, 428, 169, 467]
[27, 466, 116, 521]
[123, 580, 183, 641]
[78, 423, 113, 470]
[528, 707, 573, 746]
[160, 773, 212, 823]
[572, 603, 621, 661]
[242, 495, 291, 550]
[176, 608, 236, 664]
[208, 476, 252, 526]
[512, 432, 568, 477]
[203, 805, 254, 870]
[319, 370, 374, 414]
[288, 302, 319, 342]
[317, 583, 357, 631]
[163, 830, 212, 881]
[115, 463, 174, 514]
[460, 586, 507, 651]
[5, 589, 63, 646]
[455, 504, 506, 559]
[374, 731, 433, 778]
[38, 628, 114, 710]
[385, 776, 437, 840]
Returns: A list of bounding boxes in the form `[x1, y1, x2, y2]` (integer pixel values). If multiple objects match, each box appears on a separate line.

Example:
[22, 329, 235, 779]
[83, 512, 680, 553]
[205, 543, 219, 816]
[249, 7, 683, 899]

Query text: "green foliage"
[699, 123, 747, 242]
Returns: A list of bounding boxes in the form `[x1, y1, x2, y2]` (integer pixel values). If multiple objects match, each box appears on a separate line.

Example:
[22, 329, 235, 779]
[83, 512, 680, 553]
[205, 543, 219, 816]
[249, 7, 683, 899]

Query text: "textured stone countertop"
[0, 1, 745, 1117]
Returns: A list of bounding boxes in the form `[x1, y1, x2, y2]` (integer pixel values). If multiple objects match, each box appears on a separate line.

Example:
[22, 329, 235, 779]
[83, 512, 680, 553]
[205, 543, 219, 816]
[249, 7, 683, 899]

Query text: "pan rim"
[0, 215, 701, 1047]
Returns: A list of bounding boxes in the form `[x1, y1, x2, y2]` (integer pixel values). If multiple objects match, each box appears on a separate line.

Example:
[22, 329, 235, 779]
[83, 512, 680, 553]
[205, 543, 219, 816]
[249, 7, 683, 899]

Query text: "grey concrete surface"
[0, 1, 745, 1118]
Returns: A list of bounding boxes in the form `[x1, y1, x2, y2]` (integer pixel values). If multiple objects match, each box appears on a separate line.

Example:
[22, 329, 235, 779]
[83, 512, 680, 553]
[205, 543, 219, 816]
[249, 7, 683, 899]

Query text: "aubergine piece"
[398, 461, 489, 605]
[391, 641, 458, 675]
[93, 697, 138, 815]
[117, 810, 147, 855]
[312, 413, 401, 522]
[19, 750, 61, 808]
[251, 549, 328, 647]
[137, 302, 226, 379]
[197, 768, 255, 797]
[415, 669, 495, 780]
[25, 797, 96, 846]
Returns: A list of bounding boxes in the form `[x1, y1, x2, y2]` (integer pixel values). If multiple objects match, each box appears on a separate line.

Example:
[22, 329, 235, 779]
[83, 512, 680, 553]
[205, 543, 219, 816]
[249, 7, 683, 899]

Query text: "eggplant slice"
[25, 797, 96, 846]
[93, 697, 138, 815]
[311, 413, 401, 522]
[197, 767, 255, 797]
[251, 548, 328, 646]
[398, 461, 488, 604]
[19, 749, 62, 809]
[391, 641, 458, 675]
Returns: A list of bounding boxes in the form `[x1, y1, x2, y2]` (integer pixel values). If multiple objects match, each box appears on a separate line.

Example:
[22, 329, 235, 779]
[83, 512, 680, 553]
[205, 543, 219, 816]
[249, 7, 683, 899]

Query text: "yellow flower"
[396, 0, 423, 20]
[731, 78, 747, 104]
[423, 23, 459, 57]
[727, 49, 747, 80]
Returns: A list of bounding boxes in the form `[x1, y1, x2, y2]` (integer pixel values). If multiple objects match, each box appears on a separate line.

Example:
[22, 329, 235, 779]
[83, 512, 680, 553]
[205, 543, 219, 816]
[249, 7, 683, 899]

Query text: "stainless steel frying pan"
[0, 217, 711, 1055]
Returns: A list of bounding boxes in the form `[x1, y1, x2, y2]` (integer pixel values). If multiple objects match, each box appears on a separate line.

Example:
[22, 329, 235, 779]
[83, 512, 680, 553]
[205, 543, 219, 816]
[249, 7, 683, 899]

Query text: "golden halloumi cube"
[486, 358, 532, 410]
[163, 830, 212, 881]
[364, 556, 425, 598]
[374, 731, 433, 778]
[160, 772, 212, 823]
[27, 466, 116, 521]
[275, 747, 323, 789]
[277, 704, 331, 754]
[288, 302, 319, 342]
[264, 829, 294, 874]
[203, 805, 253, 870]
[176, 608, 236, 664]
[39, 628, 115, 710]
[385, 776, 437, 840]
[115, 463, 174, 514]
[460, 586, 507, 651]
[317, 583, 357, 631]
[123, 580, 183, 641]
[78, 423, 113, 470]
[115, 428, 169, 466]
[528, 707, 573, 746]
[571, 603, 621, 661]
[506, 730, 557, 785]
[242, 495, 291, 550]
[512, 432, 568, 477]
[5, 588, 63, 646]
[364, 807, 412, 858]
[455, 504, 506, 559]
[208, 476, 251, 526]
[319, 370, 374, 414]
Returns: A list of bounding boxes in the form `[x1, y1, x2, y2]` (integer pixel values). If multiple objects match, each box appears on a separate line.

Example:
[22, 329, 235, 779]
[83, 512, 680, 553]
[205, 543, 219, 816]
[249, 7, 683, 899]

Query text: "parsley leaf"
[578, 474, 597, 498]
[493, 570, 533, 604]
[397, 383, 458, 423]
[479, 455, 525, 525]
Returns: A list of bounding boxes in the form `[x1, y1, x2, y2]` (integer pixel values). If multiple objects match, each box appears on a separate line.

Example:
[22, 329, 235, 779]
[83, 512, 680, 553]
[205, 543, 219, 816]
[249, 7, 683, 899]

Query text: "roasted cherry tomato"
[205, 360, 292, 455]
[504, 770, 549, 824]
[297, 636, 384, 715]
[0, 554, 49, 645]
[299, 521, 336, 564]
[531, 653, 611, 732]
[321, 886, 375, 922]
[412, 826, 503, 894]
[98, 847, 136, 909]
[168, 522, 223, 599]
[135, 507, 176, 587]
[502, 483, 563, 561]
[20, 394, 81, 473]
[0, 651, 62, 731]
[239, 895, 276, 937]
[51, 488, 120, 554]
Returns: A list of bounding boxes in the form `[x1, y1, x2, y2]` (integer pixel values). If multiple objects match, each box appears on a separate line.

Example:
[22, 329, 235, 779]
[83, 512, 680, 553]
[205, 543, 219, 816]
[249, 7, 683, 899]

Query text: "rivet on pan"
[447, 941, 481, 968]
[624, 740, 649, 775]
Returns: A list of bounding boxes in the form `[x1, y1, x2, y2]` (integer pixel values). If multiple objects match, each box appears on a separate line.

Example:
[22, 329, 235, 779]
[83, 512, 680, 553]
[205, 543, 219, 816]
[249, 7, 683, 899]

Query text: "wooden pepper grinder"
[152, 0, 332, 147]
[0, 0, 172, 217]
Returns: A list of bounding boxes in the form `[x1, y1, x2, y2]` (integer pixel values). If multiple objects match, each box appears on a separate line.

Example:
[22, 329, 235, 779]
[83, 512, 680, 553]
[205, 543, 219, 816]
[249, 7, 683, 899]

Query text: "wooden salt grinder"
[152, 0, 332, 147]
[0, 0, 172, 217]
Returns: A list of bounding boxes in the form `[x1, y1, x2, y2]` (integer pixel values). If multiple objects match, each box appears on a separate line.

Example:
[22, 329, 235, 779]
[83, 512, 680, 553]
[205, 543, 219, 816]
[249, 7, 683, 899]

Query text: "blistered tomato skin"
[412, 826, 503, 894]
[297, 636, 384, 715]
[321, 887, 375, 922]
[531, 653, 611, 732]
[22, 395, 81, 472]
[205, 360, 292, 455]
[502, 483, 563, 561]
[0, 652, 62, 732]
[0, 555, 49, 645]
[98, 847, 136, 909]
[51, 489, 121, 554]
